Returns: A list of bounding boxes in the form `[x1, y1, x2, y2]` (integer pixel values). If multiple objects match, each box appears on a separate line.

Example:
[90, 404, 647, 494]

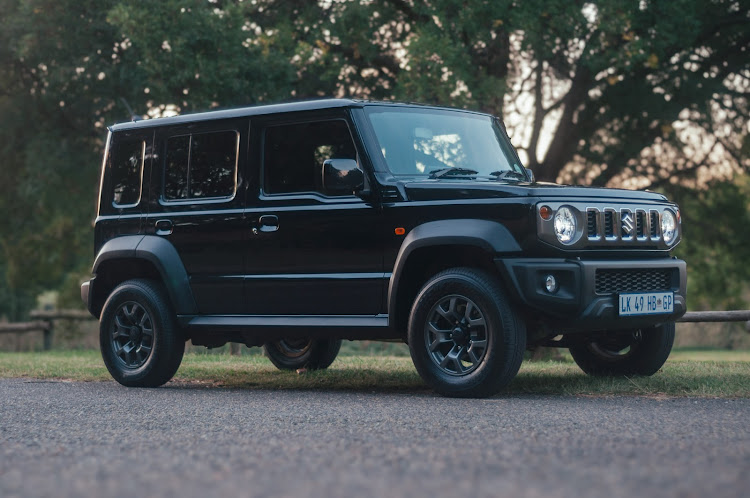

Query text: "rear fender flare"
[93, 235, 198, 315]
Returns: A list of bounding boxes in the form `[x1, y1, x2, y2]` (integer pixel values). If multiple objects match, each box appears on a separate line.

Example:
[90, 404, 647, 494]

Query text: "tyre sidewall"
[264, 340, 314, 370]
[408, 270, 524, 397]
[570, 323, 675, 376]
[264, 339, 342, 370]
[99, 280, 182, 387]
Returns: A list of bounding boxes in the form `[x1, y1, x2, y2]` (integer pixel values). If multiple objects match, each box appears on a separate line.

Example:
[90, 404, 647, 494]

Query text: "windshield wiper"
[428, 167, 479, 179]
[489, 170, 527, 182]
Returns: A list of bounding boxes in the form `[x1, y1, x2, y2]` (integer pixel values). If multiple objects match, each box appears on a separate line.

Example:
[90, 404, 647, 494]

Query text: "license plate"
[618, 292, 674, 316]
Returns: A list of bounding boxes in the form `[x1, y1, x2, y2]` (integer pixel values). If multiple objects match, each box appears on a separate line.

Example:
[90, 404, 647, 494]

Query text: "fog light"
[544, 275, 558, 293]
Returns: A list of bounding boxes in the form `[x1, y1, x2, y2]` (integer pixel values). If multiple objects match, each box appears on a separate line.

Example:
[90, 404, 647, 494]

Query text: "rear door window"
[164, 130, 239, 201]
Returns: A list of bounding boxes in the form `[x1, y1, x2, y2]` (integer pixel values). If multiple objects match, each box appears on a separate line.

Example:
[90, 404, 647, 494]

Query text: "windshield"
[364, 106, 524, 179]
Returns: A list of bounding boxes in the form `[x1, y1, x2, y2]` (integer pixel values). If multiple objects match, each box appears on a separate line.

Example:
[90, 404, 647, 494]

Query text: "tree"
[297, 0, 749, 187]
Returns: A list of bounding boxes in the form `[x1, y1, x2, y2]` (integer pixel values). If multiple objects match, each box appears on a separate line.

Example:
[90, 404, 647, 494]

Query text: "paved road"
[1, 379, 747, 498]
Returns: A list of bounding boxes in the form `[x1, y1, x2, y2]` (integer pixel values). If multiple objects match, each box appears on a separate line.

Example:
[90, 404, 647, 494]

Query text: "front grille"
[595, 269, 672, 294]
[585, 207, 664, 244]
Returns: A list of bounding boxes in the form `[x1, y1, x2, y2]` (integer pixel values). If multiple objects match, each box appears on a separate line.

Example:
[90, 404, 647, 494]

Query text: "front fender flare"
[387, 219, 521, 321]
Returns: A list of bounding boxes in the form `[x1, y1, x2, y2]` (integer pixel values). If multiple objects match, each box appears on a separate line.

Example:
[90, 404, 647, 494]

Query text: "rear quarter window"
[110, 139, 145, 207]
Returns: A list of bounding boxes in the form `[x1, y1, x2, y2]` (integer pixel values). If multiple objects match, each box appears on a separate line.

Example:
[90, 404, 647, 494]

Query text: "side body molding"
[387, 219, 521, 319]
[93, 235, 198, 315]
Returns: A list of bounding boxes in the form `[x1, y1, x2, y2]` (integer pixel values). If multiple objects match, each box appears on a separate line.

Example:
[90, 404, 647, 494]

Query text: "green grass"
[0, 350, 748, 398]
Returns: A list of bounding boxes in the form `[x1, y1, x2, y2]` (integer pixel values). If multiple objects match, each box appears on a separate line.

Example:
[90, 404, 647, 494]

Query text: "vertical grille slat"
[650, 211, 659, 238]
[604, 211, 614, 238]
[587, 211, 598, 238]
[636, 212, 645, 238]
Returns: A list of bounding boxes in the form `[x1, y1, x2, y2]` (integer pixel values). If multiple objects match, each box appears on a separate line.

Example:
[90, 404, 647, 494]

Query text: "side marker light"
[539, 206, 553, 220]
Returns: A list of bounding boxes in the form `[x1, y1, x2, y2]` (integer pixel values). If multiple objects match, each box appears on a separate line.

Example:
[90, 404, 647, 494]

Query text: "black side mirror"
[525, 168, 535, 183]
[322, 159, 364, 195]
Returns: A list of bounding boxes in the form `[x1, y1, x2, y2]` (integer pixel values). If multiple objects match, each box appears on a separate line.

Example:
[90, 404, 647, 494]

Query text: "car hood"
[401, 180, 668, 203]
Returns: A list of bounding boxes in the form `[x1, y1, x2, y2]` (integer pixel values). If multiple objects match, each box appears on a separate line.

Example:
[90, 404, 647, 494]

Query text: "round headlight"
[661, 210, 677, 245]
[554, 206, 577, 244]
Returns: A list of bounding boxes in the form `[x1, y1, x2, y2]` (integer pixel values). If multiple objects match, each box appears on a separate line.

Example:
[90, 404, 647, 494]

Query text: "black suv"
[81, 99, 686, 397]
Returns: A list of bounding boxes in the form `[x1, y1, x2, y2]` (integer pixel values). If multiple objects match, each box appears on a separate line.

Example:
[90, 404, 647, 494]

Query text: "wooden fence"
[1, 309, 749, 351]
[0, 310, 95, 350]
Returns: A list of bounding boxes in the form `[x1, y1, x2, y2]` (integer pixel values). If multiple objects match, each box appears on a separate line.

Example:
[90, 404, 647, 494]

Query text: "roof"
[108, 98, 491, 132]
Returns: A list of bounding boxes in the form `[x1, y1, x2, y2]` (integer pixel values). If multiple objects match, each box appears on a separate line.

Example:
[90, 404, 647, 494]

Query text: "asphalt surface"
[1, 379, 747, 498]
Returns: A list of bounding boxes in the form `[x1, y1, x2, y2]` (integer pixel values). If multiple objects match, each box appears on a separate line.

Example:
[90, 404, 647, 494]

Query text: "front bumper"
[497, 257, 687, 332]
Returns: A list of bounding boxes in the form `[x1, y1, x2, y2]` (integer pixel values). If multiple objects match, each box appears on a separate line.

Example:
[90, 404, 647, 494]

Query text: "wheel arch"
[91, 235, 198, 317]
[387, 219, 521, 338]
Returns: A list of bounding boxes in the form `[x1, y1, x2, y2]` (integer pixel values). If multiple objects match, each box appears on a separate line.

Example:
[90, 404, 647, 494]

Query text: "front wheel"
[99, 279, 185, 387]
[569, 323, 675, 376]
[263, 338, 342, 370]
[407, 268, 526, 398]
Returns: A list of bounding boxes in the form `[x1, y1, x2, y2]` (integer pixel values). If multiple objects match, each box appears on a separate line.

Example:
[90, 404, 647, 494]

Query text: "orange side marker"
[394, 227, 406, 235]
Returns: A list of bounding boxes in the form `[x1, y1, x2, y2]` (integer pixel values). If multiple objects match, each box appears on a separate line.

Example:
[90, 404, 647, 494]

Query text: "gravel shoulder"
[1, 379, 748, 498]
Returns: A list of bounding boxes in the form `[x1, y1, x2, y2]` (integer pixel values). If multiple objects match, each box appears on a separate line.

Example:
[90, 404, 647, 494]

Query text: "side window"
[264, 120, 356, 195]
[111, 139, 145, 207]
[164, 130, 238, 201]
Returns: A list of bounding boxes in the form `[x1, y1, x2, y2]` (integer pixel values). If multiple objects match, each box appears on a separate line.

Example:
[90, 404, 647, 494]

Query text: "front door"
[243, 112, 384, 315]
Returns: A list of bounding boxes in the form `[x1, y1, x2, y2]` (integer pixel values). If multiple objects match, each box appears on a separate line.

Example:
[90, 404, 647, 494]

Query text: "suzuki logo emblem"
[622, 213, 635, 234]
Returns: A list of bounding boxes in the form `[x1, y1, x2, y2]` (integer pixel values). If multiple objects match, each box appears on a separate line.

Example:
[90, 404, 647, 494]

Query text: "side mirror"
[525, 168, 535, 183]
[322, 159, 364, 195]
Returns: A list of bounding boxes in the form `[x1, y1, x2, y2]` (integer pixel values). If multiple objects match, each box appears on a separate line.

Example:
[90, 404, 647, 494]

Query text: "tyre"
[569, 323, 675, 376]
[263, 338, 342, 370]
[407, 268, 526, 398]
[99, 279, 185, 387]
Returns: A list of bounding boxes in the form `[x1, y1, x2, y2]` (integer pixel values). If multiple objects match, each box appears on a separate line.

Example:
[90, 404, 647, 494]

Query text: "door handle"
[155, 219, 173, 236]
[257, 215, 279, 233]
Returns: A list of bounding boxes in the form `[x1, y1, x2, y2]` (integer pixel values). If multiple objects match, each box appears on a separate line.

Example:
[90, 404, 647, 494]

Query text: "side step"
[179, 314, 396, 346]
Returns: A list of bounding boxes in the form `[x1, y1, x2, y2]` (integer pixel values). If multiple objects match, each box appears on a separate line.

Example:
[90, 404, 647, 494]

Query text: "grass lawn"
[0, 348, 748, 398]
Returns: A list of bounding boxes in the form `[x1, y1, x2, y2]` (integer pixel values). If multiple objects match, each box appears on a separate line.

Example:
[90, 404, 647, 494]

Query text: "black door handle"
[155, 219, 173, 236]
[258, 215, 279, 233]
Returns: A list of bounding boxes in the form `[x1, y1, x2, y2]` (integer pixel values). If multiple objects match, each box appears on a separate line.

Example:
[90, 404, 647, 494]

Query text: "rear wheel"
[263, 338, 342, 370]
[407, 268, 525, 398]
[569, 323, 675, 376]
[99, 279, 184, 387]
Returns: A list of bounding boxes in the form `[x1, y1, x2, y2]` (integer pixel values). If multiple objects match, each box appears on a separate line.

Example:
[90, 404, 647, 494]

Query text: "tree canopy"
[0, 0, 748, 318]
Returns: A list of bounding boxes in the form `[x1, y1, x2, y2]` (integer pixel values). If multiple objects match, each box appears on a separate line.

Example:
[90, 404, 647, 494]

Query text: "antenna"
[119, 98, 140, 121]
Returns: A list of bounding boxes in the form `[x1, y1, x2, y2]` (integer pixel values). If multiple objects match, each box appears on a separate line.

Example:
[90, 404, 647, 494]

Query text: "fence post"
[43, 321, 53, 351]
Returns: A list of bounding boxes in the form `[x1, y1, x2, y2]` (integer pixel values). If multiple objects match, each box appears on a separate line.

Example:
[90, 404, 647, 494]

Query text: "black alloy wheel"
[569, 323, 675, 376]
[99, 279, 184, 387]
[264, 338, 342, 370]
[408, 267, 526, 398]
[109, 301, 154, 369]
[424, 294, 489, 376]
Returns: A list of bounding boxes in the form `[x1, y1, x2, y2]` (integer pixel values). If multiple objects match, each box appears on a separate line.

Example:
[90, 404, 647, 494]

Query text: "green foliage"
[670, 176, 750, 309]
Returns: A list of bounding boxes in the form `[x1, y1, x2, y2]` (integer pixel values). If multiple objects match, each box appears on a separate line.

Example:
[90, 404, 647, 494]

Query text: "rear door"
[144, 118, 249, 314]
